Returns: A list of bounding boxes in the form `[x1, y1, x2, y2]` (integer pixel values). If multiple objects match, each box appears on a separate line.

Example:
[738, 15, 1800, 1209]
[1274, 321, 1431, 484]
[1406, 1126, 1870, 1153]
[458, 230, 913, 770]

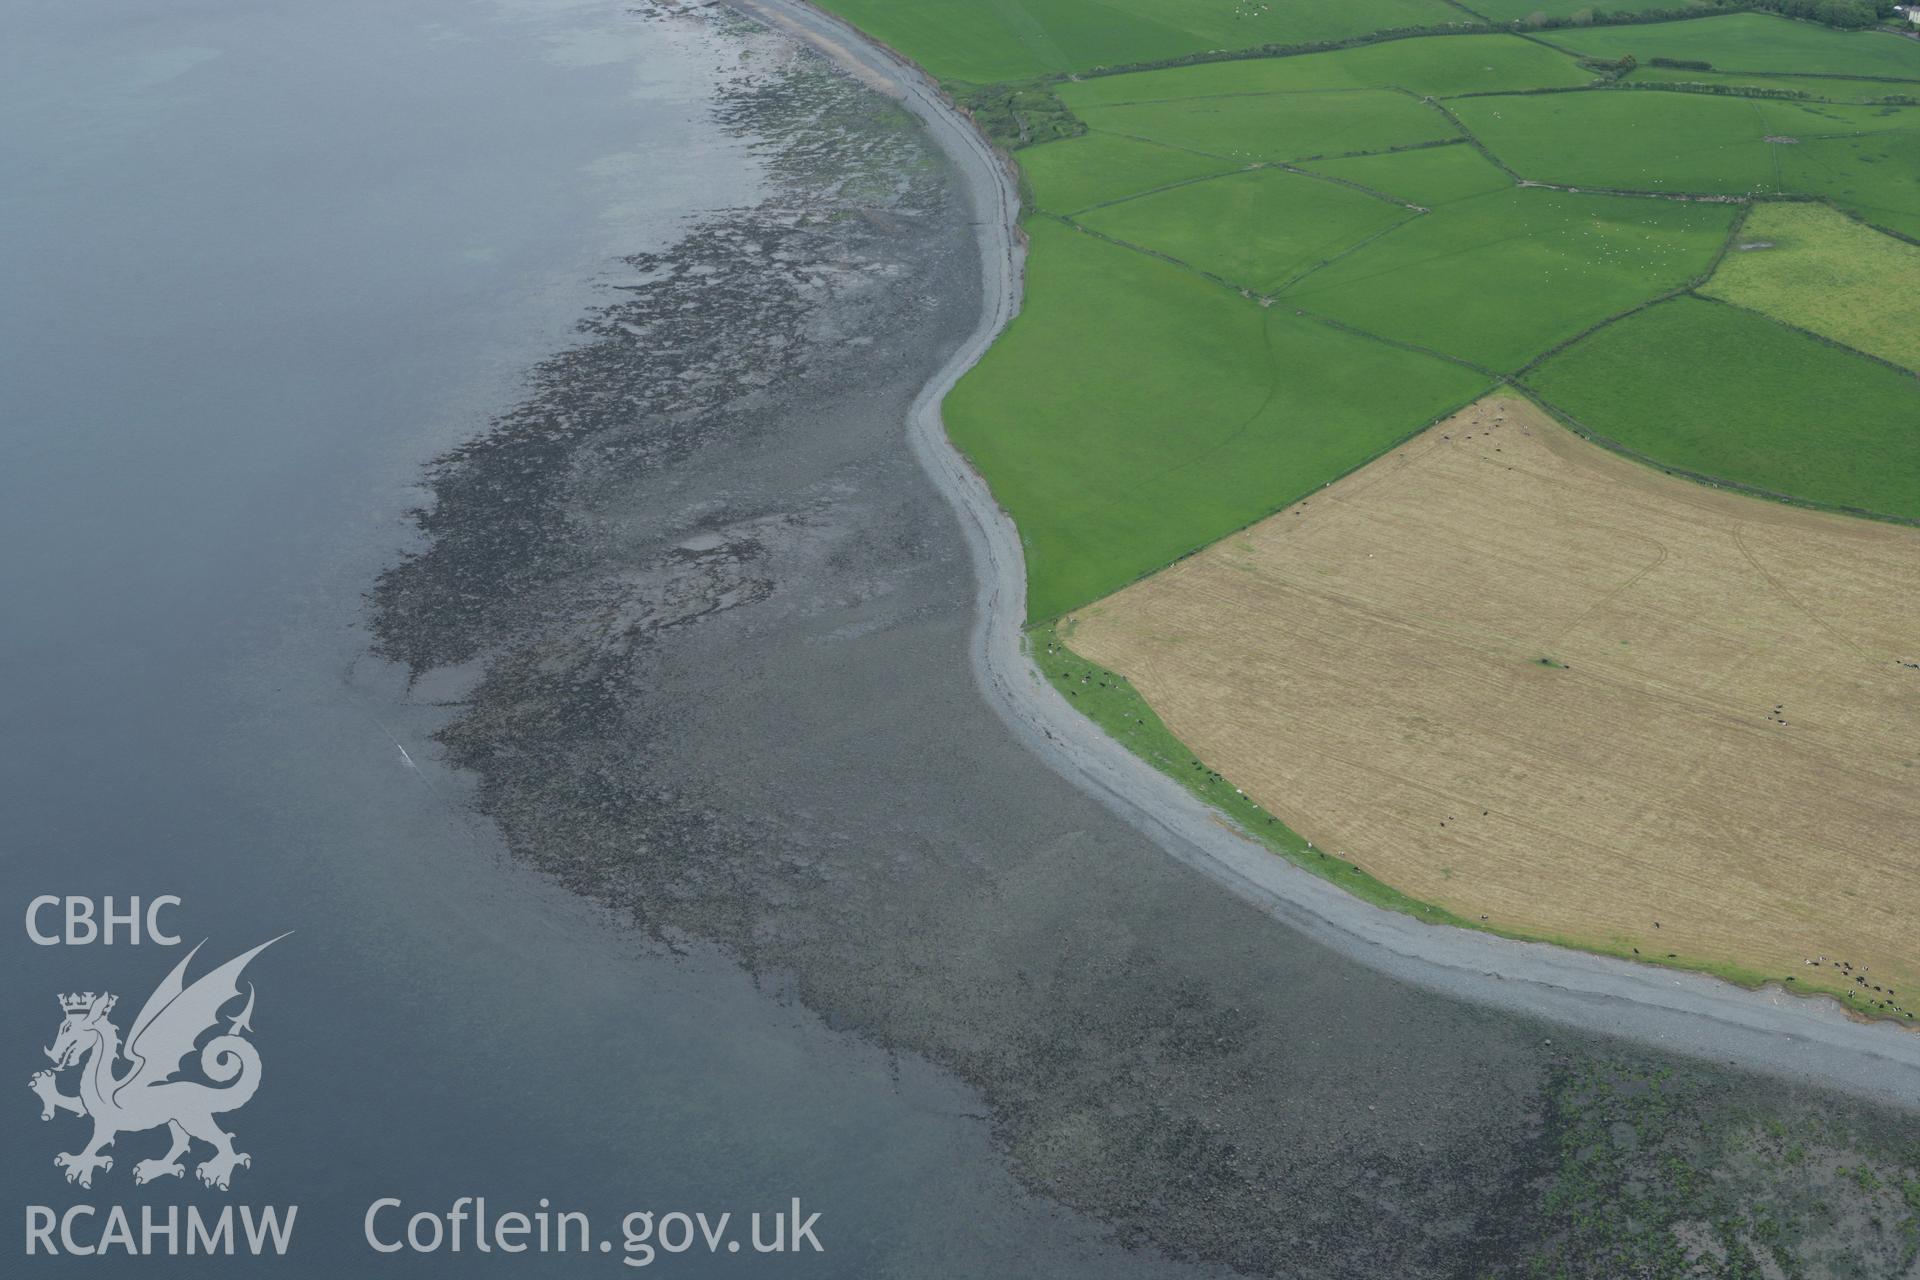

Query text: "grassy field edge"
[1515, 382, 1920, 530]
[1017, 381, 1496, 625]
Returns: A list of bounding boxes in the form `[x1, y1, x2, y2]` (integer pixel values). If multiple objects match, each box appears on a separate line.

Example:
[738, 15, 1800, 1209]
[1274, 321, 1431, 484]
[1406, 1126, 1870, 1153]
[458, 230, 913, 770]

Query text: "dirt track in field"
[1070, 396, 1920, 1008]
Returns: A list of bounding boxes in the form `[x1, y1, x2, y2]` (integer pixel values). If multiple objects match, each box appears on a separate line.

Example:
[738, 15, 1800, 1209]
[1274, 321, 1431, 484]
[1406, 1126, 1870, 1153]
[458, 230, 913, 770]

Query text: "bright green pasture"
[1451, 91, 1782, 193]
[1453, 91, 1920, 228]
[1768, 98, 1920, 134]
[1777, 121, 1920, 239]
[1624, 66, 1920, 102]
[1702, 203, 1920, 370]
[1078, 168, 1415, 291]
[1074, 90, 1458, 165]
[814, 0, 1463, 84]
[1019, 132, 1240, 214]
[1548, 13, 1920, 79]
[1057, 34, 1592, 108]
[1300, 140, 1514, 206]
[1525, 295, 1920, 520]
[944, 219, 1490, 619]
[820, 0, 1920, 616]
[1284, 188, 1735, 370]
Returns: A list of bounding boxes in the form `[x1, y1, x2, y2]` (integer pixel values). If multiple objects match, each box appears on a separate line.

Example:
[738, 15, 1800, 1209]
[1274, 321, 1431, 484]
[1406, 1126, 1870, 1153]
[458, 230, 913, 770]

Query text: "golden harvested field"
[1070, 397, 1920, 1011]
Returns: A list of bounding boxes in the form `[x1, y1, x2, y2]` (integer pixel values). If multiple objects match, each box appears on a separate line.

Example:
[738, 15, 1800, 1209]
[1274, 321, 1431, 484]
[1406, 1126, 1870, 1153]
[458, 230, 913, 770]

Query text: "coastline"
[725, 0, 1920, 1111]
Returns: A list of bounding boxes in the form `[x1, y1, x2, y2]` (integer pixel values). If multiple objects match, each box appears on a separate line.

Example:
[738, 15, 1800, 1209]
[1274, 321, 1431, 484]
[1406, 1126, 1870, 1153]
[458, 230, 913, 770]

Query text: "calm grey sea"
[0, 1, 1216, 1274]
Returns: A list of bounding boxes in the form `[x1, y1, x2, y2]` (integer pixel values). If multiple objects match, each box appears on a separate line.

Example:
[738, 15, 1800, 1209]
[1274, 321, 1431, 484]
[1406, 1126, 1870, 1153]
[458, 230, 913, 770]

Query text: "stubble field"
[1068, 398, 1920, 1009]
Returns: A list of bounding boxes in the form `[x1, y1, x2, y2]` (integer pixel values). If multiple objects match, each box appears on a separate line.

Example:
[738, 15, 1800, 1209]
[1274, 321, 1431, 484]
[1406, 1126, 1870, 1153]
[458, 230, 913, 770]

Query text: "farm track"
[724, 0, 1920, 1111]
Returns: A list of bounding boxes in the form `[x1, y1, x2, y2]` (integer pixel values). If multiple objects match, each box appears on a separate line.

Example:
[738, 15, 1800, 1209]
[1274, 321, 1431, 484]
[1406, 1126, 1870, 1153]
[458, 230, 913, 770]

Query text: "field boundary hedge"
[1286, 135, 1471, 166]
[1033, 382, 1497, 623]
[1438, 93, 1813, 203]
[1295, 308, 1506, 378]
[1058, 25, 1498, 82]
[1056, 141, 1446, 222]
[1690, 288, 1920, 381]
[1702, 199, 1757, 277]
[1823, 196, 1920, 247]
[1060, 161, 1249, 217]
[1517, 384, 1920, 527]
[1508, 207, 1750, 381]
[1518, 4, 1892, 37]
[1450, 78, 1817, 98]
[1509, 287, 1692, 380]
[1691, 65, 1920, 83]
[1642, 64, 1920, 83]
[1424, 99, 1528, 179]
[1616, 78, 1816, 97]
[1851, 212, 1920, 248]
[1425, 96, 1758, 203]
[1050, 185, 1430, 303]
[1278, 155, 1438, 211]
[1270, 212, 1425, 291]
[1040, 212, 1258, 297]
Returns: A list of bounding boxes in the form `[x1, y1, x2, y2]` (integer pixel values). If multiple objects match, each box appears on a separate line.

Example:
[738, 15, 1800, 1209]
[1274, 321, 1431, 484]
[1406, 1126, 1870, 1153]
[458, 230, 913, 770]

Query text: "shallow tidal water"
[0, 2, 1219, 1274]
[4, 1, 1919, 1277]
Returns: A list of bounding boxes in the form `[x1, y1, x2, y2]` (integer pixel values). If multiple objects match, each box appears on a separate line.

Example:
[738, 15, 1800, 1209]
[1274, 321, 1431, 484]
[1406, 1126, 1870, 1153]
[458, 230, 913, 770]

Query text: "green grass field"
[1701, 202, 1920, 371]
[1284, 187, 1736, 371]
[1451, 90, 1920, 231]
[1461, 0, 1717, 19]
[1450, 90, 1784, 193]
[1624, 65, 1920, 102]
[1298, 141, 1515, 207]
[1077, 168, 1417, 291]
[1072, 89, 1459, 166]
[1055, 33, 1593, 108]
[945, 218, 1490, 619]
[1525, 295, 1920, 520]
[1546, 13, 1920, 79]
[815, 0, 1465, 84]
[1777, 122, 1920, 239]
[1018, 131, 1241, 214]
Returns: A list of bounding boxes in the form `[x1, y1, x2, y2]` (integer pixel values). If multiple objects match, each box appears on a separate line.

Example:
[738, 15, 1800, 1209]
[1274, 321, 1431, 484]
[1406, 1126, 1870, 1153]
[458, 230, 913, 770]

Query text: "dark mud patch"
[368, 13, 1920, 1277]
